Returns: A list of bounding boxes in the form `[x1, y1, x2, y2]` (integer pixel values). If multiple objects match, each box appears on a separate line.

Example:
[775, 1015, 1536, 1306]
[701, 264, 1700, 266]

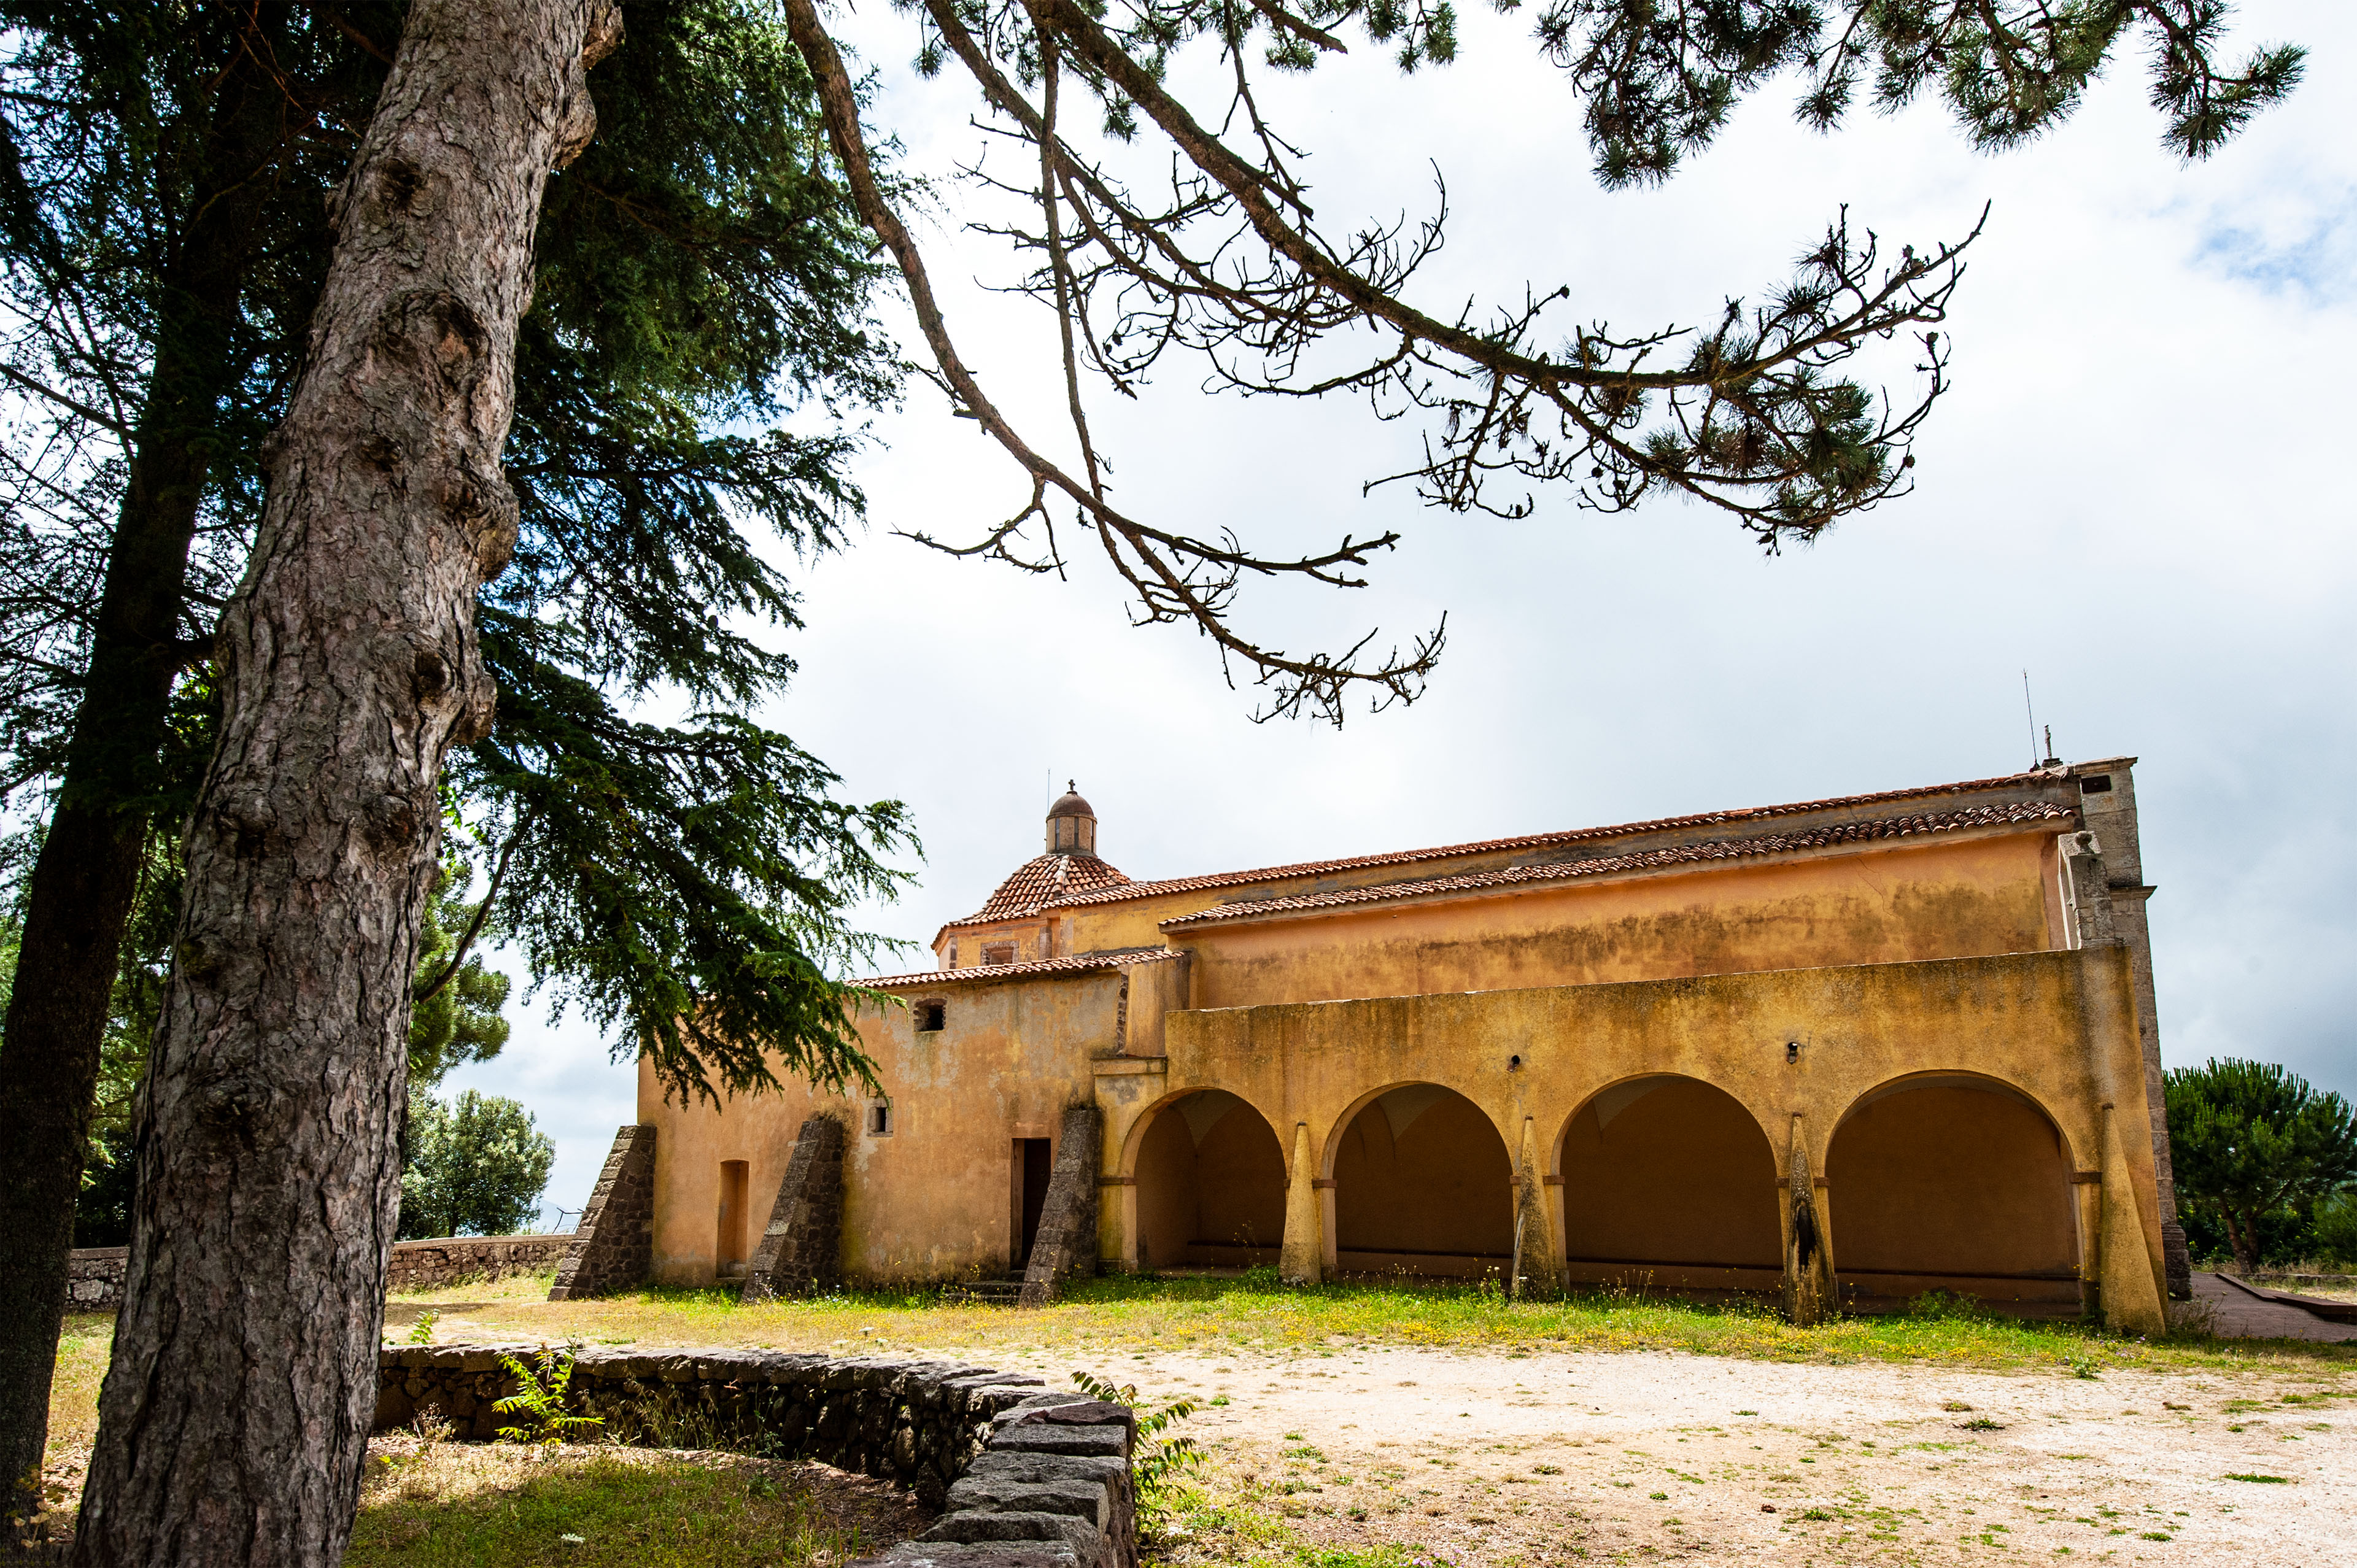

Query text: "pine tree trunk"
[2224, 1207, 2261, 1275]
[0, 14, 300, 1525]
[71, 4, 617, 1562]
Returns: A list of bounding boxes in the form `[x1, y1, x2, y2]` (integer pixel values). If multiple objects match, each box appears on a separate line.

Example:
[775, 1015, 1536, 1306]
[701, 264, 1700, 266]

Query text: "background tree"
[2166, 1058, 2357, 1273]
[0, 0, 915, 1507]
[398, 1091, 557, 1240]
[407, 855, 515, 1093]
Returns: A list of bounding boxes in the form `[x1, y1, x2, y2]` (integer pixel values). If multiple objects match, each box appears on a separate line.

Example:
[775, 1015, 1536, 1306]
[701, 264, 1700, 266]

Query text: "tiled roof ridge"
[958, 851, 1132, 925]
[1038, 767, 2068, 912]
[1159, 800, 2073, 930]
[862, 947, 1178, 990]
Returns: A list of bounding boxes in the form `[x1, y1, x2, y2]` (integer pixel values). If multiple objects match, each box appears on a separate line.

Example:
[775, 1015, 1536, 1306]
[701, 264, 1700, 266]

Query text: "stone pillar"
[1020, 1105, 1104, 1307]
[2073, 1171, 2104, 1318]
[741, 1114, 845, 1302]
[2098, 1103, 2167, 1335]
[1279, 1121, 1323, 1286]
[548, 1124, 657, 1300]
[1510, 1116, 1557, 1300]
[1782, 1114, 1835, 1327]
[2070, 763, 2194, 1300]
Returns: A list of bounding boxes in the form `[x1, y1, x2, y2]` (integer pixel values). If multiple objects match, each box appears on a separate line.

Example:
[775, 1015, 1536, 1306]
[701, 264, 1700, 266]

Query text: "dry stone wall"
[1019, 1105, 1101, 1308]
[388, 1234, 572, 1293]
[743, 1114, 844, 1302]
[373, 1343, 1136, 1567]
[66, 1233, 571, 1311]
[549, 1123, 656, 1299]
[66, 1248, 125, 1310]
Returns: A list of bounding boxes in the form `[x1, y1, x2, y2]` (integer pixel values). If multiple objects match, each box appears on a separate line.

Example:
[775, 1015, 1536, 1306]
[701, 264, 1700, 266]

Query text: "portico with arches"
[631, 764, 2185, 1331]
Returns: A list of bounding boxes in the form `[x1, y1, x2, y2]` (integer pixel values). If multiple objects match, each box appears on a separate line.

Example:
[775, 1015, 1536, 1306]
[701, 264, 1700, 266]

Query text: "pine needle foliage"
[0, 0, 915, 1103]
[2165, 1057, 2357, 1275]
[790, 0, 2300, 722]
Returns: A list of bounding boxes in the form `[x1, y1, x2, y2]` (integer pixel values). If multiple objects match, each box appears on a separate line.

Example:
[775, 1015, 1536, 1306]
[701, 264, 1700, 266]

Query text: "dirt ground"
[996, 1343, 2355, 1565]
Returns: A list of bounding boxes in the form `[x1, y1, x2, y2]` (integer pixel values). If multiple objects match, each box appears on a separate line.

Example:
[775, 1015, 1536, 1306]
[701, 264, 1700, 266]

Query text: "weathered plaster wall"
[1828, 1083, 2080, 1303]
[1041, 775, 2081, 960]
[1331, 1088, 1515, 1269]
[642, 972, 1123, 1285]
[1173, 831, 2061, 1011]
[1557, 1076, 1782, 1290]
[1131, 1091, 1285, 1270]
[1107, 946, 2166, 1326]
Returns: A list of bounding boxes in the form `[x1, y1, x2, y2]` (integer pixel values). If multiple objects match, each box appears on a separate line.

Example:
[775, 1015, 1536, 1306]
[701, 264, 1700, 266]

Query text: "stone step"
[942, 1276, 1027, 1307]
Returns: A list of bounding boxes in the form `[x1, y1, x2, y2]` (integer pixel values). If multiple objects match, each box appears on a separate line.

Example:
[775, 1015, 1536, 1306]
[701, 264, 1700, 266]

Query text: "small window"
[915, 999, 946, 1032]
[980, 941, 1016, 967]
[868, 1103, 894, 1137]
[2079, 774, 2113, 794]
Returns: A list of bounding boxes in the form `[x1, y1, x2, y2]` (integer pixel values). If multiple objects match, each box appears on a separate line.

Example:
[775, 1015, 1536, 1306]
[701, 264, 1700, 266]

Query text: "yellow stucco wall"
[1097, 946, 2165, 1327]
[640, 970, 1122, 1285]
[1172, 830, 2061, 1009]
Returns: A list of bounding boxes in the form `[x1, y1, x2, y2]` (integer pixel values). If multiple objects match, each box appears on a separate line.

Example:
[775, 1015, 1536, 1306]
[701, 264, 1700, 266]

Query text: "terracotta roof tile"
[1159, 801, 2073, 929]
[960, 853, 1132, 924]
[1042, 768, 2067, 913]
[864, 948, 1178, 991]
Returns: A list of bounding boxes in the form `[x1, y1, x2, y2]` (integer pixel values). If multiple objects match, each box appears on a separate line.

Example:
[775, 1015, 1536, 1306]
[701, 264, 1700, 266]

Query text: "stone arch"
[1325, 1082, 1514, 1278]
[1554, 1074, 1782, 1296]
[1826, 1072, 2082, 1313]
[1128, 1089, 1287, 1272]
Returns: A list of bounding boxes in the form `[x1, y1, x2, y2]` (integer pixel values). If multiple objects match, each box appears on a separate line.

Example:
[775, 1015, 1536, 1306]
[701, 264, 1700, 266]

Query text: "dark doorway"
[1013, 1137, 1053, 1268]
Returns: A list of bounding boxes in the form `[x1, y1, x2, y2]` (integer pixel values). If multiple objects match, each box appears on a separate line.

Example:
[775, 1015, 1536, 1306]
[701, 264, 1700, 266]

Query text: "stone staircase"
[940, 1270, 1027, 1307]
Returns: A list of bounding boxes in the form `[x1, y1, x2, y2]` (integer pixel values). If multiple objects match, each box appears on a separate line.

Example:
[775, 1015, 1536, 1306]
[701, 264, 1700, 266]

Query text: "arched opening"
[1827, 1075, 2081, 1315]
[1557, 1076, 1781, 1296]
[1331, 1084, 1513, 1278]
[1133, 1090, 1285, 1272]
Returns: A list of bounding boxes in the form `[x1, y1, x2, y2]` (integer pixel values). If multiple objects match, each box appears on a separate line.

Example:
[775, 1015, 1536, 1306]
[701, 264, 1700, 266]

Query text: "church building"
[614, 760, 2187, 1330]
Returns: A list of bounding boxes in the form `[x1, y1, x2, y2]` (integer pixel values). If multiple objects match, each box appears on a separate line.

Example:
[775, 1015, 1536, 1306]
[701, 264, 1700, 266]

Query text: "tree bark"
[70, 4, 618, 1562]
[0, 10, 296, 1525]
[2222, 1206, 2260, 1275]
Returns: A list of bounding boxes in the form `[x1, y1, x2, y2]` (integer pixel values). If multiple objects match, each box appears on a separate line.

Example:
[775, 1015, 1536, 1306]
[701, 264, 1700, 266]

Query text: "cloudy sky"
[449, 1, 2357, 1224]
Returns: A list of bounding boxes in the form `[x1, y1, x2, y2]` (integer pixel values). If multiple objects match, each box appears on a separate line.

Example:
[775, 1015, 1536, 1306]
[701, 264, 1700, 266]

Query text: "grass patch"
[349, 1442, 922, 1567]
[2223, 1473, 2291, 1483]
[368, 1274, 2357, 1380]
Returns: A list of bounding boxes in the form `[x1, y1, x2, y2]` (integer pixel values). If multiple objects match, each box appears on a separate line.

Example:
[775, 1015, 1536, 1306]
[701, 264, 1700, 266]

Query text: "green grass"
[348, 1445, 911, 1567]
[376, 1271, 2357, 1381]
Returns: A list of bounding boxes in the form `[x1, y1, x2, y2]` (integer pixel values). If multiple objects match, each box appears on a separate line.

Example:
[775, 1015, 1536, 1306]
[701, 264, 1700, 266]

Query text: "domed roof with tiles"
[961, 852, 1131, 924]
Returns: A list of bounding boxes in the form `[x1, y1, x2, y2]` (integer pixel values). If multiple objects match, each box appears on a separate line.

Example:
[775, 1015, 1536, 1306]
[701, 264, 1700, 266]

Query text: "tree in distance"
[49, 0, 2305, 1562]
[398, 1091, 557, 1242]
[2167, 1058, 2357, 1275]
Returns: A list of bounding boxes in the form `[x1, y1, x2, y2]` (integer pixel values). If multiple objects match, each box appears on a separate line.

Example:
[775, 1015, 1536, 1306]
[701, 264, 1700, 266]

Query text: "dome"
[962, 851, 1131, 924]
[1045, 781, 1098, 855]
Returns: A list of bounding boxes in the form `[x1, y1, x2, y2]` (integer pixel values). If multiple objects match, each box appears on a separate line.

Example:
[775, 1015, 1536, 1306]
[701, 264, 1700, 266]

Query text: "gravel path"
[1004, 1343, 2355, 1564]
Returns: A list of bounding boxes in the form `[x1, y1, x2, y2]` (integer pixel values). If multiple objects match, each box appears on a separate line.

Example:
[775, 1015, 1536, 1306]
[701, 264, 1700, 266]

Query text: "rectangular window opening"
[869, 1103, 894, 1137]
[717, 1159, 749, 1280]
[2078, 774, 2113, 794]
[915, 999, 946, 1032]
[981, 942, 1017, 967]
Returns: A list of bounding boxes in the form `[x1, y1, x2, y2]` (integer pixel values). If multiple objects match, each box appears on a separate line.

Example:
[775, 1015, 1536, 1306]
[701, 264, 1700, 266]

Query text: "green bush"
[2314, 1192, 2357, 1269]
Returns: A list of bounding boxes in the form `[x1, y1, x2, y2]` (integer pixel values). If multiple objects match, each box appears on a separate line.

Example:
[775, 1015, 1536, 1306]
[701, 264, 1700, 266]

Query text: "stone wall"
[374, 1343, 1136, 1567]
[550, 1124, 657, 1300]
[387, 1234, 573, 1294]
[743, 1114, 843, 1302]
[65, 1248, 125, 1310]
[1020, 1105, 1101, 1307]
[65, 1233, 571, 1312]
